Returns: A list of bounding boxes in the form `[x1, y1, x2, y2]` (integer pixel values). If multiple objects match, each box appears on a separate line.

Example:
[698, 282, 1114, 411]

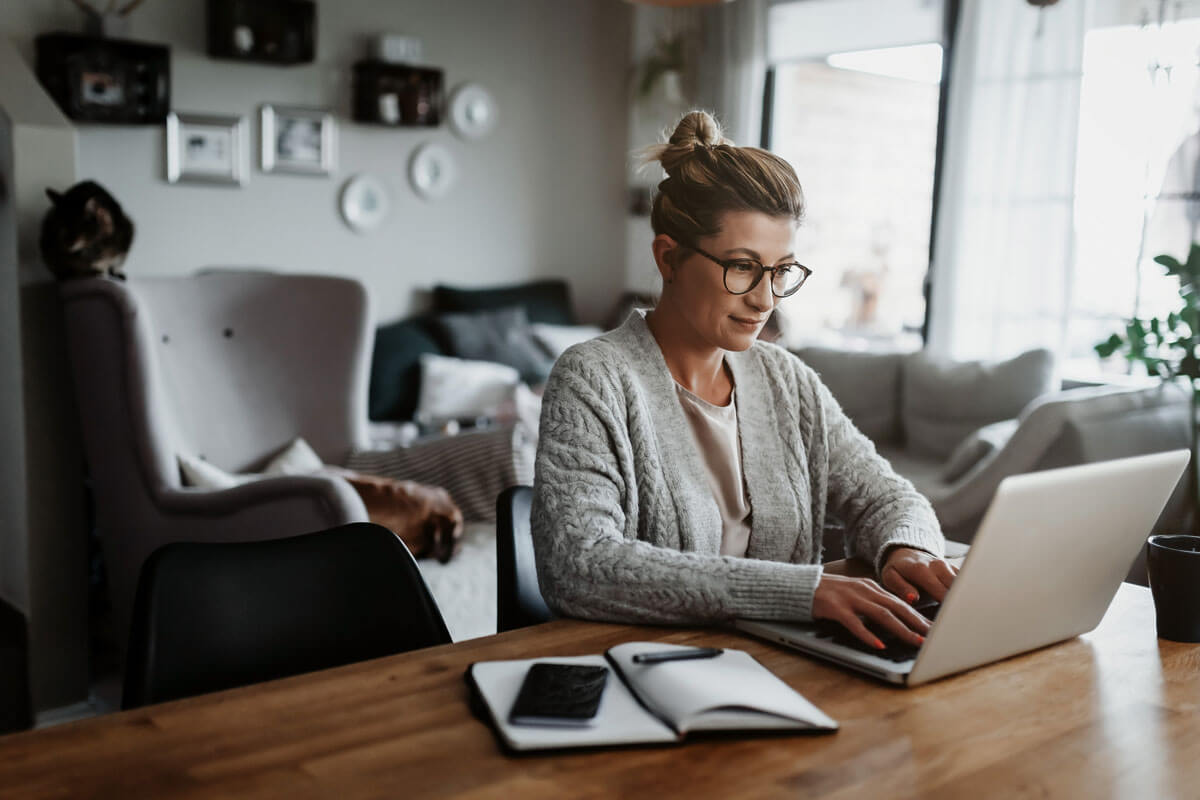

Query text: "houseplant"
[1096, 242, 1200, 640]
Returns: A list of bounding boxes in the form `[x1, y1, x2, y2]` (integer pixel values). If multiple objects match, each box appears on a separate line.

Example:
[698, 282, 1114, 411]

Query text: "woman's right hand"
[811, 573, 931, 650]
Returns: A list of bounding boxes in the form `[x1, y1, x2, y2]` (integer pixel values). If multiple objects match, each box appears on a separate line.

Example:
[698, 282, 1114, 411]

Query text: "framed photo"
[261, 105, 336, 175]
[166, 112, 248, 186]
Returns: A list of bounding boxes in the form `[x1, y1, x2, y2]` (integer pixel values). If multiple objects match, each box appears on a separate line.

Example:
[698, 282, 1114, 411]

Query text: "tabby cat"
[39, 180, 134, 281]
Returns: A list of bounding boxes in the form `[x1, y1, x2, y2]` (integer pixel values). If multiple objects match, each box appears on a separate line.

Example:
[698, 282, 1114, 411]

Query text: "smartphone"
[507, 663, 609, 727]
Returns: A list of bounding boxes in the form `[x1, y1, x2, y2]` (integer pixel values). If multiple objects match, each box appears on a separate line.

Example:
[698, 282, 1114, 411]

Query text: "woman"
[531, 111, 956, 650]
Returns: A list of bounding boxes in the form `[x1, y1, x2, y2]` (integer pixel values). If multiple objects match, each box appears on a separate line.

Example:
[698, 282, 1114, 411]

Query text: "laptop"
[735, 449, 1189, 687]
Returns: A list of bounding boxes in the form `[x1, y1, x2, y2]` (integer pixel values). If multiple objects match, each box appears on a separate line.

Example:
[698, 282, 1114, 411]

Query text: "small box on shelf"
[35, 33, 170, 125]
[206, 0, 315, 66]
[352, 60, 444, 127]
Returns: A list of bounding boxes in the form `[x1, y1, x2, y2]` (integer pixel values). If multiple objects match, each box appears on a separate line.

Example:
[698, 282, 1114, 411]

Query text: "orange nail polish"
[906, 592, 918, 604]
[874, 638, 885, 650]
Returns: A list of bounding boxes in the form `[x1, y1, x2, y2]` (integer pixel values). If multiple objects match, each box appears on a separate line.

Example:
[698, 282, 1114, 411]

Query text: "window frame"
[759, 0, 961, 346]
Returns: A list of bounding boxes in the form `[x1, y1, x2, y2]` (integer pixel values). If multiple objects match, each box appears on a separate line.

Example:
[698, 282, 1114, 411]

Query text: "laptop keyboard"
[813, 603, 941, 663]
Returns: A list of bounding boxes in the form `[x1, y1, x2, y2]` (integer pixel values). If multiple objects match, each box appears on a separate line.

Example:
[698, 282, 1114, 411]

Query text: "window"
[763, 0, 947, 350]
[1070, 15, 1200, 377]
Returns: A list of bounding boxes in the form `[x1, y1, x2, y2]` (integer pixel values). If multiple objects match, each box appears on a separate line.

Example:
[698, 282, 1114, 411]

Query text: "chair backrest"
[122, 522, 451, 709]
[496, 486, 554, 632]
[62, 271, 371, 485]
[0, 599, 31, 734]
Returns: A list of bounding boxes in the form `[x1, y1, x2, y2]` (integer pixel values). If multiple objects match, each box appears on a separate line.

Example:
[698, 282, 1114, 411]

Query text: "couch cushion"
[432, 279, 577, 326]
[369, 316, 446, 422]
[431, 307, 554, 384]
[939, 418, 1020, 484]
[529, 322, 604, 359]
[794, 347, 906, 444]
[415, 354, 521, 426]
[902, 348, 1056, 459]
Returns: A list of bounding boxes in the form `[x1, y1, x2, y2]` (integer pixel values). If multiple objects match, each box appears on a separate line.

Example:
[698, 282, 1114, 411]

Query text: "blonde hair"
[640, 110, 805, 246]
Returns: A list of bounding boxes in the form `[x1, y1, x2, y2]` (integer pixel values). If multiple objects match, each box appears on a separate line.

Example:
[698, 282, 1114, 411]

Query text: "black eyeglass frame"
[687, 244, 812, 298]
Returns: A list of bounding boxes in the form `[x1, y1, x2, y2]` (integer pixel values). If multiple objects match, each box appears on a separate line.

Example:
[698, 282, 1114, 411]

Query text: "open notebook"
[466, 641, 838, 752]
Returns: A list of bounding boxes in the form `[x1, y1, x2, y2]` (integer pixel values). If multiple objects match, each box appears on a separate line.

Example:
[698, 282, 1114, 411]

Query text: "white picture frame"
[261, 104, 337, 176]
[166, 112, 248, 186]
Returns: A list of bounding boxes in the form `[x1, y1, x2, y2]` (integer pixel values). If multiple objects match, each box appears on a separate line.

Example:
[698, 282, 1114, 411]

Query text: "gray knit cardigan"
[530, 311, 945, 625]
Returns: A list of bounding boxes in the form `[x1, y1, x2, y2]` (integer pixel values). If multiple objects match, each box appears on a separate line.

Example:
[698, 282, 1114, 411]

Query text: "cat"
[39, 180, 135, 281]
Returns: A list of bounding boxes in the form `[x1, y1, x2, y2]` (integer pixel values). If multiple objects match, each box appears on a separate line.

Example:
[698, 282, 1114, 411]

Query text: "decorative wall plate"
[408, 142, 456, 200]
[448, 83, 497, 140]
[339, 174, 389, 232]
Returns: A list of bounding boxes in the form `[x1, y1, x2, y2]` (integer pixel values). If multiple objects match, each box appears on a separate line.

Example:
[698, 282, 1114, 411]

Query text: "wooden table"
[0, 584, 1196, 799]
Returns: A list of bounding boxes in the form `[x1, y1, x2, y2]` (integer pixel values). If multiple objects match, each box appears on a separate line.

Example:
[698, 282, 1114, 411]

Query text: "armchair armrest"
[156, 474, 367, 532]
[932, 384, 1188, 538]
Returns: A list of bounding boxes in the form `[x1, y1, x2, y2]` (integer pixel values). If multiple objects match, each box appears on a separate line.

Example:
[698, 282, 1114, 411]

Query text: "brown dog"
[338, 472, 464, 563]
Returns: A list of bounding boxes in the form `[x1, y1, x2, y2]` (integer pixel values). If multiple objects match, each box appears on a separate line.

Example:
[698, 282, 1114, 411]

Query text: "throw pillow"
[903, 348, 1056, 459]
[529, 323, 604, 359]
[939, 418, 1020, 484]
[177, 453, 254, 489]
[795, 347, 908, 445]
[369, 315, 446, 421]
[415, 354, 521, 425]
[264, 437, 324, 475]
[431, 306, 554, 384]
[432, 279, 576, 326]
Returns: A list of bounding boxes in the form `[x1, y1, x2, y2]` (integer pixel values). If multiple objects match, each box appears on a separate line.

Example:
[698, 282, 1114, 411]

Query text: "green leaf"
[1188, 242, 1200, 276]
[1180, 352, 1200, 380]
[1156, 254, 1184, 274]
[1095, 332, 1124, 358]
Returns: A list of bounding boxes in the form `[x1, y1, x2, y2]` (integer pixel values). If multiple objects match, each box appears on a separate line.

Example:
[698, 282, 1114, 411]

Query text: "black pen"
[631, 647, 724, 664]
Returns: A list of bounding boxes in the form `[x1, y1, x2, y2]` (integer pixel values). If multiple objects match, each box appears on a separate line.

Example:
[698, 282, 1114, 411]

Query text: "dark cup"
[1146, 535, 1200, 643]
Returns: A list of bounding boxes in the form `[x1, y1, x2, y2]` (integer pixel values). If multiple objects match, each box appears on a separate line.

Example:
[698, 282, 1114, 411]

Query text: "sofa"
[362, 279, 607, 522]
[795, 345, 1192, 574]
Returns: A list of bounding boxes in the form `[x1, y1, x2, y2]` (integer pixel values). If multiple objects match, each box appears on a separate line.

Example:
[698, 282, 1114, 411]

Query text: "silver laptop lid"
[907, 449, 1189, 686]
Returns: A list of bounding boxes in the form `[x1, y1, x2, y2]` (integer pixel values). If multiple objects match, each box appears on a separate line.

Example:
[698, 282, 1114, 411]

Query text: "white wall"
[0, 0, 633, 324]
[0, 0, 631, 713]
[0, 35, 88, 713]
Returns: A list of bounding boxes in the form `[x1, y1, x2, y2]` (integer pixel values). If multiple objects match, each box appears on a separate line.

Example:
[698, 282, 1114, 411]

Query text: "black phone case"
[507, 663, 609, 724]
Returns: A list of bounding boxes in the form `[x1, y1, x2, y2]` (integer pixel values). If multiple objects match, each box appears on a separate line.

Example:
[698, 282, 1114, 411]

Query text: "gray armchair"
[62, 271, 371, 654]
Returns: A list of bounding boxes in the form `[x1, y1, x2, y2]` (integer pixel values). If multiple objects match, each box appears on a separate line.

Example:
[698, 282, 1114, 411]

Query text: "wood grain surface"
[0, 583, 1195, 799]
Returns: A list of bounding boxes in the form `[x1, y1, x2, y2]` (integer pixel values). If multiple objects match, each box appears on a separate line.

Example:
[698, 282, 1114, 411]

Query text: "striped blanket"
[346, 422, 536, 523]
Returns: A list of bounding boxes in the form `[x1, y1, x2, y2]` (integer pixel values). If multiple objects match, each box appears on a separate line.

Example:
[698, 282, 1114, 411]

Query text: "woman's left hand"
[881, 547, 958, 604]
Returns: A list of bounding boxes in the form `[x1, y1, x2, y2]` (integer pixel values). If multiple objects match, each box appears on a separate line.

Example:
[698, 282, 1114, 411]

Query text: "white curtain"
[927, 0, 1092, 360]
[693, 0, 767, 147]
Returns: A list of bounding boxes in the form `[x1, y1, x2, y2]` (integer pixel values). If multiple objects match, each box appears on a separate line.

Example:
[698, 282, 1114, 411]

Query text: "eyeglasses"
[688, 244, 812, 298]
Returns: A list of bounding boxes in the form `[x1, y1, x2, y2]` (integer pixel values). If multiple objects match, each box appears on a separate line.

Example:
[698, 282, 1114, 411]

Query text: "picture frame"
[165, 112, 248, 186]
[261, 104, 337, 175]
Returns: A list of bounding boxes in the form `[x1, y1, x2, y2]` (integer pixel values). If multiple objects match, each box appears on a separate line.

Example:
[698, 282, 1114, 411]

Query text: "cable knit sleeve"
[531, 347, 824, 625]
[800, 362, 946, 575]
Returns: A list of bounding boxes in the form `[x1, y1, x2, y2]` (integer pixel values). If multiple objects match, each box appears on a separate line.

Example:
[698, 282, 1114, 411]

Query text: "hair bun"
[639, 110, 734, 176]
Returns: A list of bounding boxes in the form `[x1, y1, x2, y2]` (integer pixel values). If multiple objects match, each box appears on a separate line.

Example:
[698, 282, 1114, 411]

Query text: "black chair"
[496, 486, 555, 632]
[0, 598, 31, 733]
[122, 522, 451, 709]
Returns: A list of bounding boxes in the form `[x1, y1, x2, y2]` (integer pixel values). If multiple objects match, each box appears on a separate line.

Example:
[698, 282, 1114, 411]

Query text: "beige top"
[674, 383, 752, 557]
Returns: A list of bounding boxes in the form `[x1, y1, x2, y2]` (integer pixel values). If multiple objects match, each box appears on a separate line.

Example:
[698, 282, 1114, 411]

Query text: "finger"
[837, 613, 887, 650]
[880, 565, 921, 605]
[931, 559, 957, 588]
[861, 587, 931, 634]
[904, 565, 950, 603]
[860, 604, 927, 646]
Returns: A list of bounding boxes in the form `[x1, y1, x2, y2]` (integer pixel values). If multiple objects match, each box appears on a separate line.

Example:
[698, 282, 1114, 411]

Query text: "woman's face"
[655, 210, 799, 352]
